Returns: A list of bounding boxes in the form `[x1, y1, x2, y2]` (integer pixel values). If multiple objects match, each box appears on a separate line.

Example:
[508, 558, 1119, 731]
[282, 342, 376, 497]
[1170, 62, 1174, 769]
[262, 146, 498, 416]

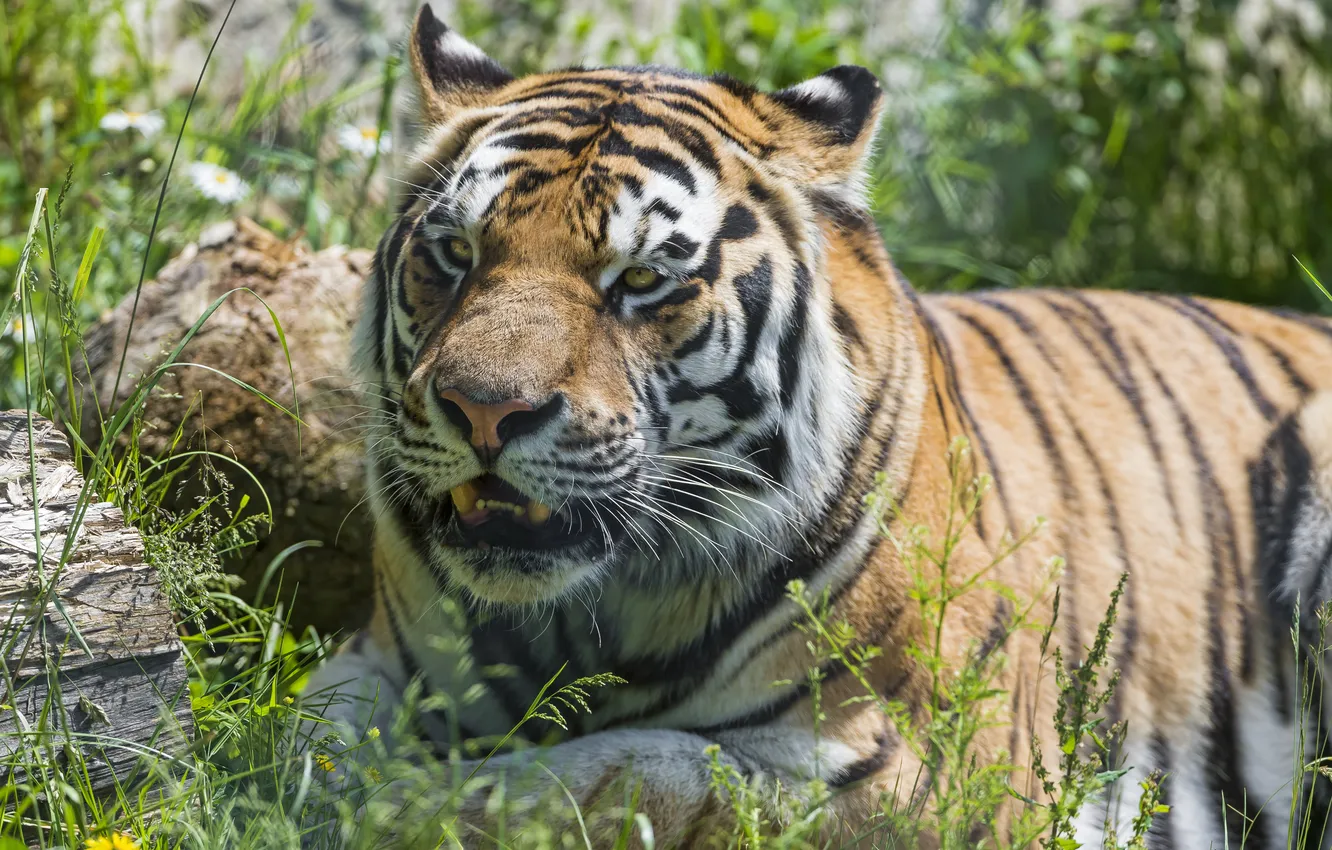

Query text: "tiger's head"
[359, 4, 885, 605]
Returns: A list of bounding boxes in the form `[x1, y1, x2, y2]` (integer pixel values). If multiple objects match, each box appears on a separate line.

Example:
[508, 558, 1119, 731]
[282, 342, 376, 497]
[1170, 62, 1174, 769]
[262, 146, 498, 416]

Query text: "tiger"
[304, 4, 1332, 846]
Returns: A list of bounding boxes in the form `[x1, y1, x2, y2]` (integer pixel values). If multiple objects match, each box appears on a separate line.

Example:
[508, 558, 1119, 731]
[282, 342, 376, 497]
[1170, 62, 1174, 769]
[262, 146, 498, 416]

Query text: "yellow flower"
[314, 753, 336, 773]
[365, 766, 383, 783]
[367, 726, 380, 740]
[84, 832, 139, 850]
[282, 696, 294, 705]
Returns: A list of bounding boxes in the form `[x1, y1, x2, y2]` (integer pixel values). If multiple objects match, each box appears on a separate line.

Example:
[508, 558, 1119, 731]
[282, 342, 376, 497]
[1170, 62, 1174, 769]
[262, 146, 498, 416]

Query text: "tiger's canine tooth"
[527, 501, 552, 524]
[451, 480, 480, 514]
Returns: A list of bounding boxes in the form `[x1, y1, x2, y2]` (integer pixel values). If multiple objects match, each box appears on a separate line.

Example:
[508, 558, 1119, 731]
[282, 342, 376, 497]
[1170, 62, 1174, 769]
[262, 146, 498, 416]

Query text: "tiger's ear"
[766, 66, 884, 204]
[409, 4, 514, 123]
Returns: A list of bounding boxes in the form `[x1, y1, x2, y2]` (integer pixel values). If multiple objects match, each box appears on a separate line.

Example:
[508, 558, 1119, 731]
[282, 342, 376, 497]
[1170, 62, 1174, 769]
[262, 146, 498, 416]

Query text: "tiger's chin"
[445, 549, 608, 606]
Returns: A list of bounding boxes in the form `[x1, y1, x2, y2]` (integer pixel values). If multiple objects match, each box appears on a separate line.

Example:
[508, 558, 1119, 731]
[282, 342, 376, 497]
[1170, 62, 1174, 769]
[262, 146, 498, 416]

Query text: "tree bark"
[79, 218, 375, 635]
[0, 411, 193, 798]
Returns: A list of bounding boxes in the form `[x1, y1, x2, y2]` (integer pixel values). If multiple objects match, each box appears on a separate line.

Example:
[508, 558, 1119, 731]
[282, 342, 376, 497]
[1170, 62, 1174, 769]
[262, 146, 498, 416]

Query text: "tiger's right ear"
[409, 4, 514, 123]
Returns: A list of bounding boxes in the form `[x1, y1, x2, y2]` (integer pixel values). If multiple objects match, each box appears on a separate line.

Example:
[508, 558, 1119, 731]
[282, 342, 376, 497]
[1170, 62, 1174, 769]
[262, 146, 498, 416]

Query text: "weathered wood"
[80, 218, 375, 634]
[0, 412, 193, 797]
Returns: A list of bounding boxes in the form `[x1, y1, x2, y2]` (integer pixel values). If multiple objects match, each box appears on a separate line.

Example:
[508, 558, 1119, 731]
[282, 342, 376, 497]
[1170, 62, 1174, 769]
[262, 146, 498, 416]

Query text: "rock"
[80, 219, 374, 634]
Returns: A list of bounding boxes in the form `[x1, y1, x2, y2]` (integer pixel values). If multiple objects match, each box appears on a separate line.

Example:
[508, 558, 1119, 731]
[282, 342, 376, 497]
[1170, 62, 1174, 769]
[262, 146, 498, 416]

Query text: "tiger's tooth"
[527, 501, 552, 525]
[451, 481, 479, 514]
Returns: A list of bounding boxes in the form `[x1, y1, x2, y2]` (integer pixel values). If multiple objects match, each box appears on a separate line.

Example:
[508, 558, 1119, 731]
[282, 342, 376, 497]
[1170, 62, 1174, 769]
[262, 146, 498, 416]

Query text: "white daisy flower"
[186, 162, 251, 204]
[100, 110, 166, 138]
[336, 124, 392, 157]
[4, 312, 37, 342]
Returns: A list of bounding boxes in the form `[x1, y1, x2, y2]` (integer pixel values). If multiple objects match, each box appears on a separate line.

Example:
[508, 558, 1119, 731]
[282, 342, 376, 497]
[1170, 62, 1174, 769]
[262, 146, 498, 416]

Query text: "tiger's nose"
[437, 388, 563, 462]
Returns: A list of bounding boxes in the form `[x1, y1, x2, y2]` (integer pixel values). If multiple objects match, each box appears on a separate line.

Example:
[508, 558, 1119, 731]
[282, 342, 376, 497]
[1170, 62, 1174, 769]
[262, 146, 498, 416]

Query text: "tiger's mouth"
[441, 473, 595, 552]
[450, 474, 553, 528]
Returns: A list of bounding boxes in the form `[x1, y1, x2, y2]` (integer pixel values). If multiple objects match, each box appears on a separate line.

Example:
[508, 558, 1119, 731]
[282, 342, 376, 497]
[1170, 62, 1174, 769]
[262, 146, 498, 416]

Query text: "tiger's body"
[306, 5, 1332, 846]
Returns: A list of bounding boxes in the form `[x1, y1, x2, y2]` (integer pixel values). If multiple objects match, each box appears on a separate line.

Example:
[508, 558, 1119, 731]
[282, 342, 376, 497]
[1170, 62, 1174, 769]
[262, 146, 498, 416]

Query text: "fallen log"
[0, 411, 193, 799]
[80, 219, 375, 634]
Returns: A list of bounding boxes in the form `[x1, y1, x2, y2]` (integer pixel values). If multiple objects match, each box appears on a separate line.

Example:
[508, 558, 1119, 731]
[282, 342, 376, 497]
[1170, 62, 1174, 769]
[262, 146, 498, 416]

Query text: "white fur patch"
[784, 75, 847, 106]
[435, 28, 490, 65]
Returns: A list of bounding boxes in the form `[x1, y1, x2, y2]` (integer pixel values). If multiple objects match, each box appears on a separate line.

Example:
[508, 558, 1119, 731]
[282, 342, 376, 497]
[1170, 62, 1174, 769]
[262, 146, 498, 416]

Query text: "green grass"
[3, 0, 1332, 846]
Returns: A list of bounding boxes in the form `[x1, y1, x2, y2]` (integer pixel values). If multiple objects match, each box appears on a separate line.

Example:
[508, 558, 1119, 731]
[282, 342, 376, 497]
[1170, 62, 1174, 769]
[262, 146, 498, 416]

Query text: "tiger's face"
[359, 5, 883, 605]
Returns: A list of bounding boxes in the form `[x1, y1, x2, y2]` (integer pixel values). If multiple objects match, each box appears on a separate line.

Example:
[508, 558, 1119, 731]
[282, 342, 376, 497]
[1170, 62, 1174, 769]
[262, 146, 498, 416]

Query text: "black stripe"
[913, 293, 1017, 537]
[1250, 416, 1310, 670]
[1140, 343, 1255, 678]
[714, 376, 767, 420]
[674, 313, 716, 359]
[375, 573, 480, 743]
[490, 104, 606, 134]
[707, 353, 914, 684]
[690, 229, 724, 286]
[649, 83, 756, 141]
[365, 238, 393, 377]
[777, 265, 811, 409]
[687, 679, 815, 735]
[974, 597, 1013, 663]
[378, 572, 422, 691]
[378, 467, 437, 578]
[466, 617, 542, 733]
[495, 130, 596, 154]
[606, 101, 723, 174]
[830, 729, 896, 789]
[743, 426, 789, 486]
[453, 158, 521, 196]
[1257, 338, 1311, 397]
[379, 217, 413, 358]
[1042, 292, 1183, 531]
[1206, 635, 1261, 847]
[718, 203, 759, 241]
[1155, 295, 1278, 421]
[831, 302, 866, 352]
[977, 295, 1139, 701]
[954, 305, 1082, 659]
[497, 83, 621, 107]
[732, 256, 774, 369]
[1146, 731, 1174, 849]
[1269, 307, 1332, 347]
[643, 197, 682, 222]
[639, 283, 702, 318]
[597, 128, 697, 193]
[740, 166, 803, 252]
[657, 232, 700, 262]
[633, 92, 757, 156]
[610, 442, 867, 692]
[389, 321, 415, 379]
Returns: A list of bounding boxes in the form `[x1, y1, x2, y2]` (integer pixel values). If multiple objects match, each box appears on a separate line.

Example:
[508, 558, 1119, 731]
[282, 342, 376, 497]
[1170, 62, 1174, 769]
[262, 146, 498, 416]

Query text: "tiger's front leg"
[443, 728, 745, 845]
[304, 632, 863, 847]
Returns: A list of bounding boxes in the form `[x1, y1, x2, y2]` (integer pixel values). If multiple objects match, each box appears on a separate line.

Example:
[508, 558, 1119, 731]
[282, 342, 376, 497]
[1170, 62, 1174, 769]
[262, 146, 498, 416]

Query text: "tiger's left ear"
[767, 66, 884, 204]
[409, 4, 514, 124]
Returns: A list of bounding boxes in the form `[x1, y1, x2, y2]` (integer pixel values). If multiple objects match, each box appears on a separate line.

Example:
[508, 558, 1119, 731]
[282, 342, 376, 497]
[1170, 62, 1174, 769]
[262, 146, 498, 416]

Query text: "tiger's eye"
[445, 238, 473, 265]
[621, 267, 660, 290]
